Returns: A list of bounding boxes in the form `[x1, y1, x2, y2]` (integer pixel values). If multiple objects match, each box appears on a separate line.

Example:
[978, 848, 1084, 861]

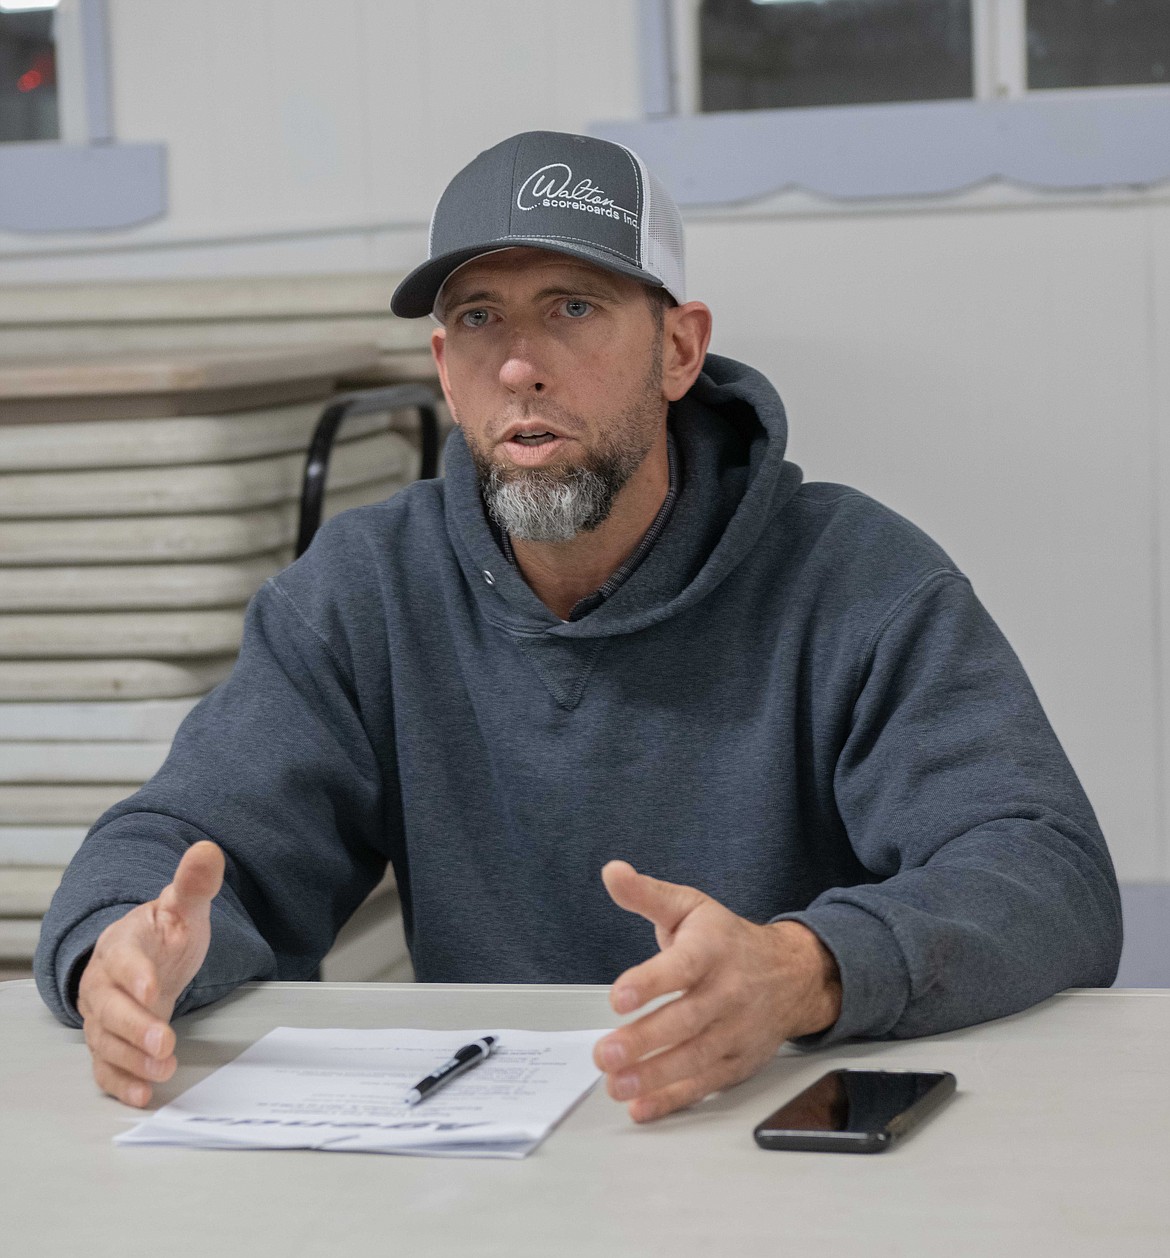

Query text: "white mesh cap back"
[642, 168, 686, 305]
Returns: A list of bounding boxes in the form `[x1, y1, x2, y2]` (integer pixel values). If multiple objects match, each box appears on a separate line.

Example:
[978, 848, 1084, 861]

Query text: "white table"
[4, 980, 1168, 1257]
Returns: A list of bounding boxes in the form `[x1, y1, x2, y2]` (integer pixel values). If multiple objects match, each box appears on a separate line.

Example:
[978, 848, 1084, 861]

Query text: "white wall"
[2, 0, 1165, 884]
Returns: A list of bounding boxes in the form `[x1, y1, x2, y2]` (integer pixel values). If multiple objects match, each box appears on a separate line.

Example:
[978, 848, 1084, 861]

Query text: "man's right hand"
[76, 840, 224, 1108]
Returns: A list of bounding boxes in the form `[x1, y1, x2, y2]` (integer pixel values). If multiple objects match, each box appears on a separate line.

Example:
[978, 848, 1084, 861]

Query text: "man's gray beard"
[477, 453, 638, 543]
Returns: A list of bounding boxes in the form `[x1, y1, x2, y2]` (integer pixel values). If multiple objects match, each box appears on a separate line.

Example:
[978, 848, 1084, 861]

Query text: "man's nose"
[498, 335, 548, 394]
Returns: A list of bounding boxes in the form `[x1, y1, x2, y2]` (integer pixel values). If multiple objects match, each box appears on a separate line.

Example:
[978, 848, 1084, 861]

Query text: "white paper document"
[115, 1026, 609, 1159]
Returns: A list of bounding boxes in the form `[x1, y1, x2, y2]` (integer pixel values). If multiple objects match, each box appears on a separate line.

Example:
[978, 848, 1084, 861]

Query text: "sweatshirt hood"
[443, 352, 804, 639]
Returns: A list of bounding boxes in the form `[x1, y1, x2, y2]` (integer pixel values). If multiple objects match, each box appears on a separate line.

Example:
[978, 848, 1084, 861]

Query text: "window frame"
[600, 0, 1170, 207]
[0, 0, 166, 233]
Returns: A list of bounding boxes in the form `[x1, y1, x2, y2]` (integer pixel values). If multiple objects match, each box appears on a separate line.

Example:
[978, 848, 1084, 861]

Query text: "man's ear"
[662, 302, 713, 403]
[430, 325, 460, 424]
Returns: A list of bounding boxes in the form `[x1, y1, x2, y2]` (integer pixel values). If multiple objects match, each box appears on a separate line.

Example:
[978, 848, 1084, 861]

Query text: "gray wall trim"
[0, 143, 167, 232]
[80, 0, 113, 143]
[1115, 884, 1170, 988]
[637, 0, 676, 119]
[593, 94, 1170, 204]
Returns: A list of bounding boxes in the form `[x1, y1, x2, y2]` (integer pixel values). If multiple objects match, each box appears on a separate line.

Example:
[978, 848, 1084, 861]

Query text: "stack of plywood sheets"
[0, 344, 417, 979]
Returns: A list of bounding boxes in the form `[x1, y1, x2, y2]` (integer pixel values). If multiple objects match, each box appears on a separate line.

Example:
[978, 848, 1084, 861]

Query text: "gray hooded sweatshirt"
[35, 354, 1122, 1042]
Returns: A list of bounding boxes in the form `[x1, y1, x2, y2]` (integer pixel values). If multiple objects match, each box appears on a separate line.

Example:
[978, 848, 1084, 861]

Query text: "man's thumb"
[601, 860, 705, 936]
[165, 841, 225, 913]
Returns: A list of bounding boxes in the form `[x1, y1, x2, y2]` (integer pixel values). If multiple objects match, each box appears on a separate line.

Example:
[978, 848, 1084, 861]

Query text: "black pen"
[403, 1035, 497, 1106]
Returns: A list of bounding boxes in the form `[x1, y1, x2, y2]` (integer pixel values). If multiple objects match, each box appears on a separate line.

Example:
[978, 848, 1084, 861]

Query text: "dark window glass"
[1027, 0, 1170, 90]
[0, 9, 58, 143]
[699, 0, 973, 113]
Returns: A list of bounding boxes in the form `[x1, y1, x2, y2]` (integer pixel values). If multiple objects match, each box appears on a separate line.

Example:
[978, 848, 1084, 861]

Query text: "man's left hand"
[593, 860, 843, 1123]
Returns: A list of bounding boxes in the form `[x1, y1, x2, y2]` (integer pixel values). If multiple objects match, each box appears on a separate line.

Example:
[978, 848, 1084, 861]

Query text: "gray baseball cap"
[390, 130, 686, 319]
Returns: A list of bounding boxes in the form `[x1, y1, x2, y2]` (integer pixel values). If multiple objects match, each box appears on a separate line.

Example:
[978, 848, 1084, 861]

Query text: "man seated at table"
[35, 130, 1122, 1123]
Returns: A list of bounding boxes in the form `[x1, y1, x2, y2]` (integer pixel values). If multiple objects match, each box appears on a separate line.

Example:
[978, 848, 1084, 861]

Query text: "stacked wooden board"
[0, 344, 417, 981]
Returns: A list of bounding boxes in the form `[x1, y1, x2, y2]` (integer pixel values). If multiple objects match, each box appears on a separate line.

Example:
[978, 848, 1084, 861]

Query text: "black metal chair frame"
[294, 382, 439, 981]
[295, 382, 441, 560]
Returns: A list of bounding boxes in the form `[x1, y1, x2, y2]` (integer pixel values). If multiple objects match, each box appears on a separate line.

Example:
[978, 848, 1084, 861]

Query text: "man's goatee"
[479, 463, 617, 542]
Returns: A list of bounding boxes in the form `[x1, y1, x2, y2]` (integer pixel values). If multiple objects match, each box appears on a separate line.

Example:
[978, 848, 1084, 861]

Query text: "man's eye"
[561, 299, 593, 319]
[459, 309, 491, 328]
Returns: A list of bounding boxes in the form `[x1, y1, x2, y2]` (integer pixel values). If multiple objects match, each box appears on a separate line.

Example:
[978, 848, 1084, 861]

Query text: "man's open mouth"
[510, 432, 559, 446]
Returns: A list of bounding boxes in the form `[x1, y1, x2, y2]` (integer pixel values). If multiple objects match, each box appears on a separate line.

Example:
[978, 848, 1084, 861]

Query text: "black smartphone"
[753, 1068, 956, 1154]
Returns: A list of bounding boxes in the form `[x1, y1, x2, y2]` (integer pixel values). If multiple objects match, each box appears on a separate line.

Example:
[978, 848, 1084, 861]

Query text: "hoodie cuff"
[770, 901, 911, 1047]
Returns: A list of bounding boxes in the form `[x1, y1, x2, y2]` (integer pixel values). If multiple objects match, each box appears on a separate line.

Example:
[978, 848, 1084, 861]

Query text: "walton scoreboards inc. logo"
[516, 163, 639, 228]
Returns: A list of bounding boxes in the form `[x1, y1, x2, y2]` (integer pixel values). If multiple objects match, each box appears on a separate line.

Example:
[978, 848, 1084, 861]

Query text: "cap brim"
[390, 238, 664, 318]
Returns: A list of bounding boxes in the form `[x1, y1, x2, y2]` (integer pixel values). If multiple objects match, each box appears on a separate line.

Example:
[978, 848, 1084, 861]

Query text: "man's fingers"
[625, 1051, 751, 1124]
[86, 1019, 175, 1087]
[160, 840, 224, 916]
[80, 968, 176, 1091]
[92, 1057, 155, 1109]
[607, 934, 714, 1015]
[596, 979, 721, 1071]
[90, 982, 174, 1060]
[624, 1066, 734, 1127]
[605, 1026, 728, 1104]
[601, 860, 707, 939]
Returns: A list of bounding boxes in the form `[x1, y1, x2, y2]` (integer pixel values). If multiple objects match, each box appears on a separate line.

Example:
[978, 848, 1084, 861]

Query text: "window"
[0, 0, 167, 233]
[1027, 0, 1170, 91]
[0, 0, 58, 143]
[594, 0, 1170, 207]
[700, 0, 974, 112]
[691, 0, 1170, 112]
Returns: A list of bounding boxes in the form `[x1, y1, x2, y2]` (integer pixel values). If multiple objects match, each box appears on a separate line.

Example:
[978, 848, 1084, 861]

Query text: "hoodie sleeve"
[33, 575, 389, 1029]
[778, 569, 1123, 1046]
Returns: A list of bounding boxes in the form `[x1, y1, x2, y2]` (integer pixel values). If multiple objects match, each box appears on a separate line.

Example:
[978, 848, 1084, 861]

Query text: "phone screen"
[754, 1069, 955, 1152]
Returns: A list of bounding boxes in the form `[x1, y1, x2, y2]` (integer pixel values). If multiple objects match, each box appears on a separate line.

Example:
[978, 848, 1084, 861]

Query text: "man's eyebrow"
[441, 277, 622, 313]
[441, 287, 504, 311]
[532, 281, 619, 302]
